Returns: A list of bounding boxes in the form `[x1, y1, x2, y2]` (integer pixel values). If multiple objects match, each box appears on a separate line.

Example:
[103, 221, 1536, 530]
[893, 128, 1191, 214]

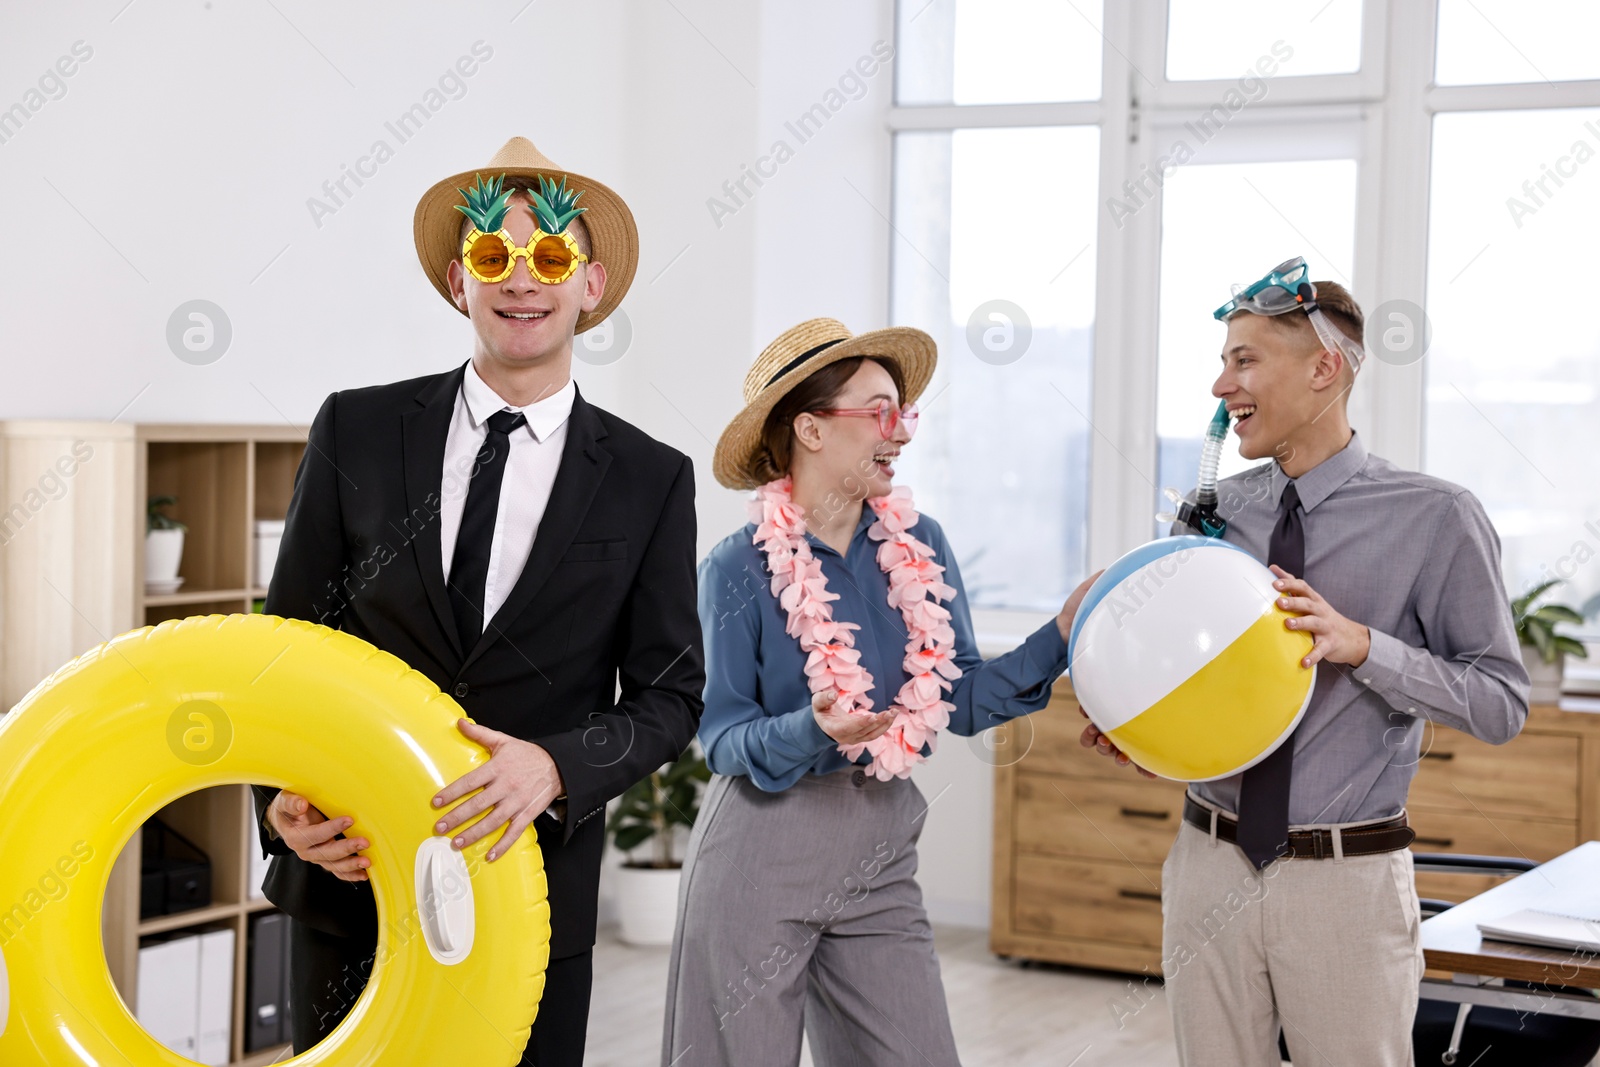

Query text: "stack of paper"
[1477, 908, 1600, 953]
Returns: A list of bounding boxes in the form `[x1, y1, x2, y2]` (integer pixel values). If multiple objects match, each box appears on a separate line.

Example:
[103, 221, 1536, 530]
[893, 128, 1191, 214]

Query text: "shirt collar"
[462, 360, 577, 444]
[1272, 431, 1367, 512]
[802, 504, 878, 557]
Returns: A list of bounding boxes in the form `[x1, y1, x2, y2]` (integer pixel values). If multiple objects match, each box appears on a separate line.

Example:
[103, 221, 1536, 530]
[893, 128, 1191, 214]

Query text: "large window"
[1155, 159, 1358, 525]
[1426, 107, 1600, 610]
[1165, 0, 1363, 81]
[894, 0, 1103, 105]
[891, 126, 1099, 611]
[1434, 1, 1600, 86]
[890, 0, 1600, 626]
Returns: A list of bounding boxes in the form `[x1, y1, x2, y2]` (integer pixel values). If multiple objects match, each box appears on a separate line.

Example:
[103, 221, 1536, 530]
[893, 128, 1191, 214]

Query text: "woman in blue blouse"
[661, 319, 1092, 1066]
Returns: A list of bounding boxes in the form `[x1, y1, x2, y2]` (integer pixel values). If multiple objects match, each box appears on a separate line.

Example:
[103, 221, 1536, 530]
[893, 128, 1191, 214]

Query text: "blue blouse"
[697, 506, 1072, 791]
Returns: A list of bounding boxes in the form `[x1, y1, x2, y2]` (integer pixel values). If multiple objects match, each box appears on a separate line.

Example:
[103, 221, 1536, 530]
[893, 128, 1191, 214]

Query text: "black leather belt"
[1182, 796, 1415, 860]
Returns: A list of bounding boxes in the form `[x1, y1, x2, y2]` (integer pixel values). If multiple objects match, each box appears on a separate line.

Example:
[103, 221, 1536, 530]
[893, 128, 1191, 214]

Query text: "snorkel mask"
[1212, 256, 1366, 371]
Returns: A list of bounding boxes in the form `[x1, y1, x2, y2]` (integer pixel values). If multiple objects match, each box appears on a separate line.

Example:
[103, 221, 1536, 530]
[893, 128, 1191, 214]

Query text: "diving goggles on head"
[1213, 256, 1365, 371]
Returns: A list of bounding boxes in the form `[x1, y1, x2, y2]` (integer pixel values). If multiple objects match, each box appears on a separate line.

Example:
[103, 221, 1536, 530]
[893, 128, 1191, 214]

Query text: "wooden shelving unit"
[1, 420, 306, 1064]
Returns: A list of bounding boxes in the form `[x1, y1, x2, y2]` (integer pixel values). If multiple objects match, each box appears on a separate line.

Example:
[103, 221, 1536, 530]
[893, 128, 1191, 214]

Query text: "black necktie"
[1236, 480, 1304, 869]
[448, 409, 526, 654]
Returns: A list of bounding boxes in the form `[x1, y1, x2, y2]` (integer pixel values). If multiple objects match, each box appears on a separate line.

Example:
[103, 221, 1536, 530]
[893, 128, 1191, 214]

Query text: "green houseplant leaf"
[605, 744, 710, 868]
[610, 822, 657, 854]
[1511, 578, 1562, 619]
[1534, 605, 1585, 626]
[146, 495, 187, 533]
[1512, 578, 1590, 664]
[1553, 635, 1588, 659]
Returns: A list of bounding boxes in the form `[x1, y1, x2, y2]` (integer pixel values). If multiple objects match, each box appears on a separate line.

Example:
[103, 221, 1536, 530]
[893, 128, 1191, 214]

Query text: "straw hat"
[413, 136, 638, 334]
[712, 318, 938, 490]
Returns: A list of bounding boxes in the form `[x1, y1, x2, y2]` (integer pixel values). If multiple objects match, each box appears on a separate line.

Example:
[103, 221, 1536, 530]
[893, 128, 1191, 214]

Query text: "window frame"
[887, 0, 1600, 625]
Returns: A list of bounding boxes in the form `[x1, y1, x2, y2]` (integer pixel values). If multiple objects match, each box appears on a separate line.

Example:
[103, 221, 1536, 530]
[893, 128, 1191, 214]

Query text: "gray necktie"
[1236, 480, 1304, 869]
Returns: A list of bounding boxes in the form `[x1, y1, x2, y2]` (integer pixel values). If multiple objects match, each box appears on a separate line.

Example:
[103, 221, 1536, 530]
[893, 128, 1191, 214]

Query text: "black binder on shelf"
[246, 911, 292, 1052]
[139, 816, 213, 920]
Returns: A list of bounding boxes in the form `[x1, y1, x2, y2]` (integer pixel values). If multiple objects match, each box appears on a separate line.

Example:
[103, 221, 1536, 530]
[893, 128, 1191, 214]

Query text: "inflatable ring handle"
[0, 614, 549, 1066]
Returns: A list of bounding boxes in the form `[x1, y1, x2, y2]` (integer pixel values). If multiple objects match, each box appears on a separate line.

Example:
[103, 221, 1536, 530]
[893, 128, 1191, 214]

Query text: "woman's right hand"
[266, 789, 372, 882]
[813, 691, 895, 745]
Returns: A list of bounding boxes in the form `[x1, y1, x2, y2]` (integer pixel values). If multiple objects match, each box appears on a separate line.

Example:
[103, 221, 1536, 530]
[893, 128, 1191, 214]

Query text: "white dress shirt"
[439, 360, 576, 632]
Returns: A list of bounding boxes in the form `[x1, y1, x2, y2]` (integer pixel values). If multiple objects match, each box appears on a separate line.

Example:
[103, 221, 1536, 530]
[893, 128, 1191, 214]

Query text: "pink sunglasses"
[810, 399, 919, 440]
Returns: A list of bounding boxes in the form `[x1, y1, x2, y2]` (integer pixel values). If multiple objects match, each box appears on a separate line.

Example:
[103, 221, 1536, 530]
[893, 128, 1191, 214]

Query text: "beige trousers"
[1160, 811, 1425, 1067]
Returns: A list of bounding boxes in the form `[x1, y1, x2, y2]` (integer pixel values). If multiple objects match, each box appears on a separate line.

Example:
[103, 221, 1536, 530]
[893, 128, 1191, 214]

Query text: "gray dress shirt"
[1176, 432, 1530, 825]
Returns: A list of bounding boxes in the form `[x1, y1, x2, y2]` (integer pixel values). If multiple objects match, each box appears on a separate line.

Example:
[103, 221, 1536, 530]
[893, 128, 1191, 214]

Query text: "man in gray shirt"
[1083, 260, 1529, 1066]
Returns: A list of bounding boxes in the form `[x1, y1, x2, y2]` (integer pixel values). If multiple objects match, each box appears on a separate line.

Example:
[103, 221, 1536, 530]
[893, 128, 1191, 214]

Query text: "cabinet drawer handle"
[1420, 751, 1455, 761]
[1413, 836, 1455, 848]
[1119, 807, 1171, 821]
[1118, 889, 1162, 903]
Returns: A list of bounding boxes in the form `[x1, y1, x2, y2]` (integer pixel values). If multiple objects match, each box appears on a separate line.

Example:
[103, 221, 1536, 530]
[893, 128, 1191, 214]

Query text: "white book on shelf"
[1477, 908, 1600, 953]
[249, 837, 270, 899]
[136, 936, 200, 1059]
[197, 928, 236, 1065]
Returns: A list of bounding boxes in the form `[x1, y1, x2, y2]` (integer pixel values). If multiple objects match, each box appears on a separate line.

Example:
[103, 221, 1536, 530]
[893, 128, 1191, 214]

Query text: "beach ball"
[1066, 536, 1314, 781]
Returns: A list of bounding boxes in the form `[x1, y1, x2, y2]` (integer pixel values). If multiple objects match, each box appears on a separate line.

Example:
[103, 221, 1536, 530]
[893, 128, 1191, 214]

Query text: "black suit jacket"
[251, 362, 704, 959]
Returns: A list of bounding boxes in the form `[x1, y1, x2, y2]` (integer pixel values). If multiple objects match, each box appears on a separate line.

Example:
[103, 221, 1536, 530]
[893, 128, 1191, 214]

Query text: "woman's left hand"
[1055, 569, 1105, 645]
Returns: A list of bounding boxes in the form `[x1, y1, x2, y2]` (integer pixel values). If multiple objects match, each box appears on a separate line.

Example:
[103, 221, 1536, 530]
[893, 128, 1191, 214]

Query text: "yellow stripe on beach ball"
[1105, 608, 1313, 781]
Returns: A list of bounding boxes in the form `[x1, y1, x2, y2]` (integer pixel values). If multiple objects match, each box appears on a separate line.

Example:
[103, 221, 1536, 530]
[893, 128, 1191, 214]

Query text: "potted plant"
[605, 746, 710, 946]
[1512, 578, 1589, 703]
[145, 495, 187, 595]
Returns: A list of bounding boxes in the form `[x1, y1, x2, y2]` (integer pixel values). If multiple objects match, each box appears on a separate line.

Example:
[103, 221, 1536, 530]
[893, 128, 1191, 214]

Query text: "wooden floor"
[586, 924, 1179, 1066]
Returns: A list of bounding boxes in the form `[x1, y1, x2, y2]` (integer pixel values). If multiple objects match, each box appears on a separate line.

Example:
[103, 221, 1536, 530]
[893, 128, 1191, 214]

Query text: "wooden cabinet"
[1407, 709, 1594, 905]
[0, 421, 306, 1065]
[990, 683, 1600, 975]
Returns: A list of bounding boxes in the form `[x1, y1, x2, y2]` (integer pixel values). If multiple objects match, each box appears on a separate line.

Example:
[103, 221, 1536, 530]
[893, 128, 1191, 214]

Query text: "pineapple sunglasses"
[456, 172, 590, 287]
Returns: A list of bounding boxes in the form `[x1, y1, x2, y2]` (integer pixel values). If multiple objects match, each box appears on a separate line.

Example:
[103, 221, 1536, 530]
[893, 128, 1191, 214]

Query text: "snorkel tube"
[1158, 400, 1230, 539]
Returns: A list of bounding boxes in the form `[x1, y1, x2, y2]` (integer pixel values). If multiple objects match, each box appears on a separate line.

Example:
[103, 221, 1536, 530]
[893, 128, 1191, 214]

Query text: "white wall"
[1, 0, 997, 930]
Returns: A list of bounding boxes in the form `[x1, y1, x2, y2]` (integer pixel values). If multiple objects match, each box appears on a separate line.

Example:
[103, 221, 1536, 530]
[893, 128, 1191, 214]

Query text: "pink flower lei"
[749, 476, 962, 780]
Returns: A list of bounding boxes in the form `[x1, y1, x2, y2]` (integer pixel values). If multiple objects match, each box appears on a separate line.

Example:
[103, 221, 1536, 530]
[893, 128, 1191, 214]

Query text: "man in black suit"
[251, 136, 703, 1065]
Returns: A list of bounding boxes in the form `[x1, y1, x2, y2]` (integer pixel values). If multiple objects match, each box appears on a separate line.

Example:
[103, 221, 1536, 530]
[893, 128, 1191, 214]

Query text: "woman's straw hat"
[712, 318, 938, 490]
[413, 136, 637, 334]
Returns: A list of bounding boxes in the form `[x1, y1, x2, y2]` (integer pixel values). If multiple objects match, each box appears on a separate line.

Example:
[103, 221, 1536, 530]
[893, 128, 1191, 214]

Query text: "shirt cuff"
[799, 703, 838, 753]
[1353, 627, 1407, 697]
[1023, 617, 1073, 681]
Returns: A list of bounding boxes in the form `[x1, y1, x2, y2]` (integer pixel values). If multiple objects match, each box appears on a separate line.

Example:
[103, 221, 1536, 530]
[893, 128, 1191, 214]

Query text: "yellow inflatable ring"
[0, 613, 549, 1066]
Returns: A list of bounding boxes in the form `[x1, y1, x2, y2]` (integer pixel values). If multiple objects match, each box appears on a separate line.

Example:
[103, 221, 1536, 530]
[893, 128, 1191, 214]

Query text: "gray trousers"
[661, 768, 962, 1066]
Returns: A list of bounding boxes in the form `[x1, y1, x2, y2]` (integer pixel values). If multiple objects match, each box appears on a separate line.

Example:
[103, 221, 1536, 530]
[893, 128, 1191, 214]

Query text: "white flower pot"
[146, 528, 185, 584]
[614, 864, 682, 946]
[1522, 645, 1563, 705]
